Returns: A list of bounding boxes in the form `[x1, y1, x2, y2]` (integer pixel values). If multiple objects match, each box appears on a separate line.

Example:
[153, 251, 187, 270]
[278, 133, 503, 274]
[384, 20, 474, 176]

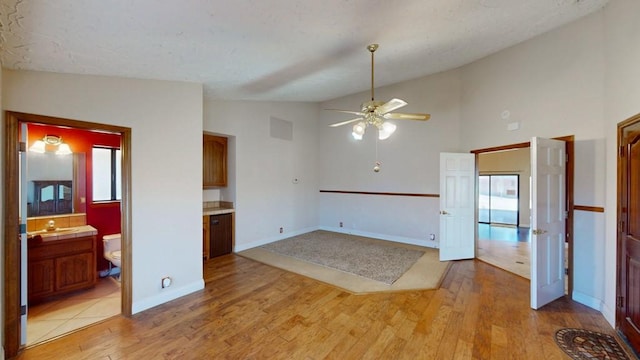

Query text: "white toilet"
[102, 234, 122, 277]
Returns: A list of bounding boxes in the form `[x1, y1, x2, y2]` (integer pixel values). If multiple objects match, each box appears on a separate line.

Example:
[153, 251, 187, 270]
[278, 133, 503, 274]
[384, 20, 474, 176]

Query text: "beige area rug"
[239, 230, 451, 294]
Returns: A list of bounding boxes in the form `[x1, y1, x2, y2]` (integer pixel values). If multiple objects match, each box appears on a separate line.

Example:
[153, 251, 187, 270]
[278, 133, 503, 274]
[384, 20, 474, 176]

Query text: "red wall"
[27, 123, 121, 271]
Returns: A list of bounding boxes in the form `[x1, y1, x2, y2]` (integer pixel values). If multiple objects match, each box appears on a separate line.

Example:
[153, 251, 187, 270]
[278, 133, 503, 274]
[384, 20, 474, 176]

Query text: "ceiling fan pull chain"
[374, 136, 381, 172]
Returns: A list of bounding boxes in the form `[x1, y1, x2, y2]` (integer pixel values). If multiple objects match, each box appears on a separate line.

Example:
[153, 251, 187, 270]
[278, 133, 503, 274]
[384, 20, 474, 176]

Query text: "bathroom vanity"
[27, 226, 97, 304]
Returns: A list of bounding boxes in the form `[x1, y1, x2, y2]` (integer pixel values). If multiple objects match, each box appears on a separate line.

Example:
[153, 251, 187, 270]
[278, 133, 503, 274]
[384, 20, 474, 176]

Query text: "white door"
[20, 123, 28, 345]
[439, 153, 475, 261]
[530, 137, 566, 309]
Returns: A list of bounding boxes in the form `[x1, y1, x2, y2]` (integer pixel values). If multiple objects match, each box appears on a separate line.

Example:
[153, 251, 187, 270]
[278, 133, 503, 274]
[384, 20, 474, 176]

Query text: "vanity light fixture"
[29, 134, 72, 155]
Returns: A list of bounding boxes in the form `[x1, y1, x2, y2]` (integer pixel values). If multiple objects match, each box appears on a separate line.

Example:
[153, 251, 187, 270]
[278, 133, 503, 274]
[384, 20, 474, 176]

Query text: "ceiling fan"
[327, 44, 431, 140]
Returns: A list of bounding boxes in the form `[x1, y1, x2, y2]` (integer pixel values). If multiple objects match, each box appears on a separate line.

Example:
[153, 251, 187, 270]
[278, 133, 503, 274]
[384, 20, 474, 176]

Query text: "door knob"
[440, 210, 449, 215]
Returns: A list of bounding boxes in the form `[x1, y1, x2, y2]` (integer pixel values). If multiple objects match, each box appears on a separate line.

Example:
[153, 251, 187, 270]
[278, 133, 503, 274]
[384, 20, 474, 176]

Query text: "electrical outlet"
[161, 276, 172, 288]
[279, 227, 283, 233]
[429, 234, 436, 241]
[339, 222, 343, 227]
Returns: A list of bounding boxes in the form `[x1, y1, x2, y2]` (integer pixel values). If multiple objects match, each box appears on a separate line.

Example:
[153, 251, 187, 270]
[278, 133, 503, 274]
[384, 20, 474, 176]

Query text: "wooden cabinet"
[203, 216, 210, 260]
[28, 235, 96, 304]
[203, 134, 227, 188]
[210, 213, 233, 258]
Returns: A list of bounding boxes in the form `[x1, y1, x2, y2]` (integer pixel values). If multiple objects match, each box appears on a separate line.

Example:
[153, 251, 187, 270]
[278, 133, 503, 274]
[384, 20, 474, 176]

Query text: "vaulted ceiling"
[0, 0, 609, 102]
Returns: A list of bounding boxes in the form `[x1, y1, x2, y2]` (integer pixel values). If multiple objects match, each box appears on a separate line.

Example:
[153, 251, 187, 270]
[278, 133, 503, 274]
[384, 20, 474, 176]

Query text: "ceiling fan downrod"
[368, 44, 378, 102]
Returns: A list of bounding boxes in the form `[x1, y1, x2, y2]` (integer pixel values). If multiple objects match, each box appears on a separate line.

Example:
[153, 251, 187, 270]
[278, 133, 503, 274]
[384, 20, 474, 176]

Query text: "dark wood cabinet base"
[28, 235, 96, 304]
[210, 213, 232, 258]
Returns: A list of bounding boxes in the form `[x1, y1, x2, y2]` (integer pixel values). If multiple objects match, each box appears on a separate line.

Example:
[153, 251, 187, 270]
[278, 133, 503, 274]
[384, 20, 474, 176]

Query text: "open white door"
[439, 153, 475, 261]
[530, 137, 566, 309]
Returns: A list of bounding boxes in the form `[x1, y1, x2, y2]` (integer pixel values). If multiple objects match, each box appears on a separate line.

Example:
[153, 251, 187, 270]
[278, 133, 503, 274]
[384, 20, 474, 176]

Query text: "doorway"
[476, 148, 531, 279]
[471, 136, 574, 297]
[24, 122, 123, 346]
[3, 112, 133, 356]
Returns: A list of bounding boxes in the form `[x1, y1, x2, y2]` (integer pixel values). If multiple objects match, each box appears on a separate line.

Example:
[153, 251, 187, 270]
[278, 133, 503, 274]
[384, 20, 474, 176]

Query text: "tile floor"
[27, 276, 121, 347]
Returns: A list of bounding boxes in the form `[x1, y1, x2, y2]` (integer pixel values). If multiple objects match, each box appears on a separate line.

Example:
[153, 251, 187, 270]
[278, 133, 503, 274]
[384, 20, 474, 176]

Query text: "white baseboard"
[572, 290, 603, 312]
[234, 226, 319, 252]
[132, 279, 204, 314]
[318, 226, 439, 249]
[600, 299, 617, 328]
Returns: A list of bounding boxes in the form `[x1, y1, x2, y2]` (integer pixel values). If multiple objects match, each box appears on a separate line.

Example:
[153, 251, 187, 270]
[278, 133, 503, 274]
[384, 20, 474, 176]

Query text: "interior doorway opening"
[471, 136, 574, 302]
[4, 111, 133, 357]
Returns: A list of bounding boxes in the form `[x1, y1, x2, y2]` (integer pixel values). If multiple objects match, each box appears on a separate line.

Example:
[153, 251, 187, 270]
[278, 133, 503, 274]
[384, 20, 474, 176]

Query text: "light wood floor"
[476, 224, 531, 279]
[16, 254, 616, 359]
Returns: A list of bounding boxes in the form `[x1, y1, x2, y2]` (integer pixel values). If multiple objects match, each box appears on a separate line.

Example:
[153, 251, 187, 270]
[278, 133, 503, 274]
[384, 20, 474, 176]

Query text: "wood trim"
[563, 136, 575, 298]
[4, 112, 21, 358]
[120, 128, 133, 317]
[574, 205, 605, 213]
[3, 112, 133, 357]
[470, 141, 530, 154]
[319, 190, 439, 198]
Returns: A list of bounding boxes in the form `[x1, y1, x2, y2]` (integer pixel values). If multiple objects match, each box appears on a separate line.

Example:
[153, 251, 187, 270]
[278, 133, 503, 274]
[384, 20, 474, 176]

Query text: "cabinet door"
[28, 259, 55, 300]
[56, 252, 95, 292]
[203, 215, 210, 260]
[210, 213, 232, 258]
[203, 135, 228, 188]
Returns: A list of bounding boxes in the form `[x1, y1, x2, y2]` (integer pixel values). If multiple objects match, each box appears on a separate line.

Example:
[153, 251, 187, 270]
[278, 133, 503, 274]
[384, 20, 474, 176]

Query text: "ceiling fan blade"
[383, 112, 431, 121]
[325, 109, 364, 117]
[329, 117, 364, 127]
[376, 98, 407, 115]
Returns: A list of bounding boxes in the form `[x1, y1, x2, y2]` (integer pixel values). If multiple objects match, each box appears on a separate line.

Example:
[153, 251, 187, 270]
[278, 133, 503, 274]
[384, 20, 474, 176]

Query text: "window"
[92, 147, 121, 201]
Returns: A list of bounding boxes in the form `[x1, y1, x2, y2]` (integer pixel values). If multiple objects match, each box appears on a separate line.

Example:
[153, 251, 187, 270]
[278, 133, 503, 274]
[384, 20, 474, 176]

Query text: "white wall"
[602, 0, 640, 324]
[2, 70, 204, 314]
[459, 11, 609, 315]
[203, 100, 319, 250]
[318, 70, 462, 246]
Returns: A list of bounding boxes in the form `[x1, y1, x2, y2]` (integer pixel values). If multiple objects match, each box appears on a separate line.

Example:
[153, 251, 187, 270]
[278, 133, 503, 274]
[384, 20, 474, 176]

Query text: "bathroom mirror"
[27, 151, 86, 217]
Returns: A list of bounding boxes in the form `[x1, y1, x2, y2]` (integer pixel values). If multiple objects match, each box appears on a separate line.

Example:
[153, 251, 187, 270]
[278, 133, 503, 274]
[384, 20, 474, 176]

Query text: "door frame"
[3, 111, 133, 357]
[616, 113, 640, 352]
[470, 135, 575, 297]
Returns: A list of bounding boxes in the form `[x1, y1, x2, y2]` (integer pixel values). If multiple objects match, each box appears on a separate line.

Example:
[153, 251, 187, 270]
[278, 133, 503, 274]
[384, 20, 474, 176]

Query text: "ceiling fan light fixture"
[378, 122, 396, 140]
[326, 44, 430, 143]
[352, 121, 366, 138]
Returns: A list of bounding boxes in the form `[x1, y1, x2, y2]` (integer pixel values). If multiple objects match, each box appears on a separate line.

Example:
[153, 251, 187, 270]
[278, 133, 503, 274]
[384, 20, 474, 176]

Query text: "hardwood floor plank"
[16, 255, 617, 360]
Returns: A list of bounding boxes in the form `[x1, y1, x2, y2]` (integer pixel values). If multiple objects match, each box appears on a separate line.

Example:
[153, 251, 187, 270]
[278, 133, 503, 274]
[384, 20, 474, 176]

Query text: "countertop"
[203, 207, 235, 216]
[27, 225, 98, 242]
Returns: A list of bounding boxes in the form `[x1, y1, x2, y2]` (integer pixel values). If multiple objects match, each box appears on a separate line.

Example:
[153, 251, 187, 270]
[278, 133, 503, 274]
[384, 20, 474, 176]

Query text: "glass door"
[478, 174, 519, 226]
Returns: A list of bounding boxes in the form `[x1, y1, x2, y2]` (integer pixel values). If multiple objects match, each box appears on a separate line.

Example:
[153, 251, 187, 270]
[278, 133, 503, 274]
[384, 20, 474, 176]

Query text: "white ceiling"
[0, 0, 608, 102]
